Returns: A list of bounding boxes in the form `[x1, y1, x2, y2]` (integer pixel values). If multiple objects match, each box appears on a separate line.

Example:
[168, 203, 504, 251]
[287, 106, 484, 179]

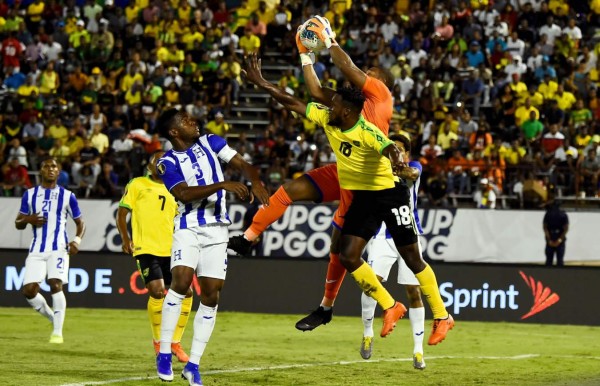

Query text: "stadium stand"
[0, 0, 599, 208]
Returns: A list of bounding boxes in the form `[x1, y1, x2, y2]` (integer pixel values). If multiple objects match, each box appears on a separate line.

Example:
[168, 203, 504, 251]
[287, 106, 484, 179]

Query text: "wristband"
[300, 53, 313, 66]
[73, 236, 82, 245]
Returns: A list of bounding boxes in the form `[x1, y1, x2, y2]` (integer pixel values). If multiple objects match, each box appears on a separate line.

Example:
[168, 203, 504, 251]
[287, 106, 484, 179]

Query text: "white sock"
[51, 292, 66, 336]
[160, 290, 185, 354]
[361, 293, 377, 337]
[409, 307, 425, 354]
[27, 293, 54, 323]
[189, 302, 218, 365]
[320, 304, 332, 311]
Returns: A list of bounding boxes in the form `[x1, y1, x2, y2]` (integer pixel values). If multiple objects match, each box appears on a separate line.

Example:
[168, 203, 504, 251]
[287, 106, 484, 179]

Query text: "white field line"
[60, 354, 541, 386]
[59, 354, 600, 386]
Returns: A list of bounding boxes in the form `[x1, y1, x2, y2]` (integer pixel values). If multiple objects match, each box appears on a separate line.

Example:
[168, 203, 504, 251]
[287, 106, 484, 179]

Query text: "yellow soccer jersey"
[119, 176, 177, 257]
[306, 102, 396, 191]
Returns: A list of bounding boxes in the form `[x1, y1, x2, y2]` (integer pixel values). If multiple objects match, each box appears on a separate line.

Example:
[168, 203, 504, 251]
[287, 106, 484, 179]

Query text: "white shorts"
[366, 237, 422, 286]
[24, 250, 70, 285]
[171, 224, 229, 280]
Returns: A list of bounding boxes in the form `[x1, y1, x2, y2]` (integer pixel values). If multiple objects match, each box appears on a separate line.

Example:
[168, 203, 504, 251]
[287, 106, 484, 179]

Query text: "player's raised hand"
[242, 53, 266, 87]
[295, 25, 310, 54]
[306, 15, 336, 48]
[222, 181, 251, 201]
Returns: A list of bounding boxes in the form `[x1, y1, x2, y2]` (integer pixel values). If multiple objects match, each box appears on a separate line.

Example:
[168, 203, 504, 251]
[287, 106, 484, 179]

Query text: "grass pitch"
[1, 307, 599, 386]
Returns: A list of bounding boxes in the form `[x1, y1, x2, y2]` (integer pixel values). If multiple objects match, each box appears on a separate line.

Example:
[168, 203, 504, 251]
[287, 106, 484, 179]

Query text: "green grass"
[1, 308, 599, 386]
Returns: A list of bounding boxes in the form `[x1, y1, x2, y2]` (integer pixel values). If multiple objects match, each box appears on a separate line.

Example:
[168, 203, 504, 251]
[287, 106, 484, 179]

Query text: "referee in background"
[117, 151, 193, 361]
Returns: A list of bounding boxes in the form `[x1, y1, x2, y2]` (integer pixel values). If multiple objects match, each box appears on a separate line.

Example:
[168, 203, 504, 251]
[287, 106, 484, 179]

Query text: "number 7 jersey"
[119, 176, 177, 257]
[305, 102, 397, 191]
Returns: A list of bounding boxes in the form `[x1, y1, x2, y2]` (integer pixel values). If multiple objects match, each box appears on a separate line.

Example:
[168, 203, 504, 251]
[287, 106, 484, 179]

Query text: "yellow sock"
[351, 262, 395, 310]
[415, 264, 448, 319]
[147, 297, 164, 341]
[173, 294, 193, 343]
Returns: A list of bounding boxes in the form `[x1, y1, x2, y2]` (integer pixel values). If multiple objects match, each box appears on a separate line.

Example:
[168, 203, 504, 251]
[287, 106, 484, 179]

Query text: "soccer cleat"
[380, 301, 407, 337]
[171, 342, 189, 363]
[360, 336, 373, 360]
[153, 340, 160, 356]
[413, 353, 426, 370]
[181, 362, 203, 385]
[295, 306, 333, 331]
[49, 334, 63, 344]
[227, 235, 253, 256]
[156, 353, 173, 382]
[428, 314, 455, 345]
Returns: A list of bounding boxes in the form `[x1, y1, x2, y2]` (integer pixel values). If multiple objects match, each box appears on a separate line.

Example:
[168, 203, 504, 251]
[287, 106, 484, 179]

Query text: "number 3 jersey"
[375, 161, 424, 240]
[305, 102, 397, 191]
[19, 186, 81, 253]
[119, 176, 177, 257]
[157, 134, 237, 230]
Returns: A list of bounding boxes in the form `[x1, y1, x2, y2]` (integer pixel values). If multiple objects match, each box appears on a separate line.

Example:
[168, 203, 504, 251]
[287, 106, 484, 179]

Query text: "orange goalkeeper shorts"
[304, 164, 353, 229]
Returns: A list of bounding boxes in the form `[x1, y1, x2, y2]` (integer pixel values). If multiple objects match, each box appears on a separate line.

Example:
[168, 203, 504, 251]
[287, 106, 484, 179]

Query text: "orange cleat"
[153, 340, 160, 355]
[428, 314, 455, 345]
[380, 301, 407, 337]
[171, 342, 189, 363]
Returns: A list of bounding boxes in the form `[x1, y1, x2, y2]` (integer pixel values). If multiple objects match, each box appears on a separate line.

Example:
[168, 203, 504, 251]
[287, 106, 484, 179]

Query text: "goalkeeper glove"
[306, 15, 337, 48]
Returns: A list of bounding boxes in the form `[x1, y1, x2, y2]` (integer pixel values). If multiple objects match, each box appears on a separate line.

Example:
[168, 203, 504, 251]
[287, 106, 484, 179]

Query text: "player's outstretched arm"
[243, 53, 307, 117]
[307, 16, 367, 89]
[296, 31, 336, 106]
[170, 181, 251, 204]
[228, 153, 270, 206]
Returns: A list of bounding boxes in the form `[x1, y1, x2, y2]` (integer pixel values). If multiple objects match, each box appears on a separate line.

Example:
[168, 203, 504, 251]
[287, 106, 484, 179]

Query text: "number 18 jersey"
[119, 176, 177, 257]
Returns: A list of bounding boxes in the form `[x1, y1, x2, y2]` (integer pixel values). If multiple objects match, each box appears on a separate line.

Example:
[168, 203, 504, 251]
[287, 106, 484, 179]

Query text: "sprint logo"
[519, 271, 560, 320]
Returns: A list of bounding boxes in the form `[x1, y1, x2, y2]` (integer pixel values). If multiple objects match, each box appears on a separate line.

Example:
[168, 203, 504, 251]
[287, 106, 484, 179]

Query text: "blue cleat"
[156, 353, 173, 382]
[181, 362, 203, 385]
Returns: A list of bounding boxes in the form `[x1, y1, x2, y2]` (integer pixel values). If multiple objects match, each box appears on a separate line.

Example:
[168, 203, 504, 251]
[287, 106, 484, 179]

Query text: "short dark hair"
[39, 156, 58, 168]
[156, 108, 181, 140]
[389, 133, 411, 152]
[336, 86, 365, 112]
[376, 67, 395, 90]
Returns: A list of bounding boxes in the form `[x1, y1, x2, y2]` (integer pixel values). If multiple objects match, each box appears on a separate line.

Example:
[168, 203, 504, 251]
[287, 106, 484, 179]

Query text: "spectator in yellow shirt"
[553, 84, 576, 111]
[125, 2, 140, 23]
[239, 28, 261, 55]
[120, 66, 144, 93]
[69, 20, 90, 49]
[26, 0, 44, 32]
[89, 124, 110, 154]
[538, 74, 558, 100]
[17, 76, 39, 101]
[515, 98, 540, 127]
[48, 117, 69, 143]
[204, 112, 229, 137]
[182, 23, 204, 50]
[165, 43, 184, 66]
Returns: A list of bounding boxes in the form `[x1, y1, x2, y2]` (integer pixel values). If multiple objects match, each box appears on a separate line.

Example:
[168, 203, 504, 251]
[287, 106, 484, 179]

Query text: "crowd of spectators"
[0, 0, 600, 207]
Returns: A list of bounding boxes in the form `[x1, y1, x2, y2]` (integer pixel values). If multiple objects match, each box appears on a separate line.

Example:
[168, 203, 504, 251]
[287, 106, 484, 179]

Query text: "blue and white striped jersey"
[19, 186, 81, 253]
[157, 134, 237, 230]
[375, 160, 423, 239]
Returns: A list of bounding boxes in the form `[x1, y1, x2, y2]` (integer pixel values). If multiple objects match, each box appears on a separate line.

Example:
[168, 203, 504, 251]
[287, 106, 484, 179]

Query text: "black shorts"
[136, 254, 172, 286]
[342, 182, 418, 247]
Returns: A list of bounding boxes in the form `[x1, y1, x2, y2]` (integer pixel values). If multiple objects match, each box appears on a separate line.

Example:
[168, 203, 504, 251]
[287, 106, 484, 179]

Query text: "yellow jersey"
[306, 102, 396, 191]
[119, 176, 177, 257]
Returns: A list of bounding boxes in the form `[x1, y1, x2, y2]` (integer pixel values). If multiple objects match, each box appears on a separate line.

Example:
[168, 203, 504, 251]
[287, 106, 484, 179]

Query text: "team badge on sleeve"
[157, 161, 166, 176]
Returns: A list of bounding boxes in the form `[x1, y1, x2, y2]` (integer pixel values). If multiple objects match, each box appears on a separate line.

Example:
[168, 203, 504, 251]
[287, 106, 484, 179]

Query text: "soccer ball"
[298, 18, 326, 52]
